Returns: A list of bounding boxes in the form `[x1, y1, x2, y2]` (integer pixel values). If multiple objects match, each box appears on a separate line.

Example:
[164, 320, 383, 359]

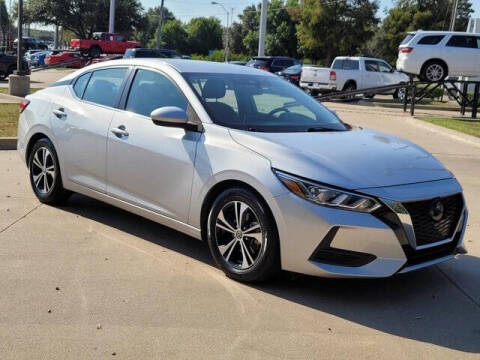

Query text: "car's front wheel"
[207, 187, 280, 282]
[28, 138, 71, 204]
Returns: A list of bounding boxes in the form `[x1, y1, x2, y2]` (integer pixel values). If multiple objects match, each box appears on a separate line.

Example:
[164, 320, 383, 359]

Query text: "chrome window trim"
[382, 193, 466, 250]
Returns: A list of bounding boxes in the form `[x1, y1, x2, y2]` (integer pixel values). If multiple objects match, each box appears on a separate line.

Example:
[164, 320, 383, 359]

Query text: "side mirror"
[151, 106, 202, 132]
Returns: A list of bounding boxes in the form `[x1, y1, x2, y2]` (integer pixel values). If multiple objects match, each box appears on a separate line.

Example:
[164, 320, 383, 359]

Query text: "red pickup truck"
[70, 32, 140, 58]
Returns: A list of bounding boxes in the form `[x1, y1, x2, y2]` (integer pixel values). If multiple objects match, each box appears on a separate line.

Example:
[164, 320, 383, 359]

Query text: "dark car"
[246, 56, 300, 73]
[276, 64, 303, 86]
[123, 48, 183, 59]
[13, 37, 48, 51]
[0, 53, 29, 80]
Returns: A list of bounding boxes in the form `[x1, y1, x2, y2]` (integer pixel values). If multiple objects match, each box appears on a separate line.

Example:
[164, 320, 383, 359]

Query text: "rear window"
[401, 33, 415, 45]
[417, 35, 444, 45]
[246, 58, 271, 67]
[332, 59, 359, 70]
[83, 68, 128, 107]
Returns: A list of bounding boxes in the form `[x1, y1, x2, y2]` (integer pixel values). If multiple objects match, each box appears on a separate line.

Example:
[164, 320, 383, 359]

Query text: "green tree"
[290, 0, 378, 64]
[136, 6, 175, 46]
[0, 0, 8, 47]
[21, 0, 143, 39]
[147, 19, 189, 53]
[186, 17, 223, 55]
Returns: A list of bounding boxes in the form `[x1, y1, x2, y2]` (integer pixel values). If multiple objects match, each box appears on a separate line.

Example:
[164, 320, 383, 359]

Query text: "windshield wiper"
[305, 127, 342, 132]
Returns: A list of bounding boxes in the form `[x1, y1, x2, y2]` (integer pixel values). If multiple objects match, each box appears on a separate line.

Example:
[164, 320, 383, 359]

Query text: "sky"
[141, 0, 480, 26]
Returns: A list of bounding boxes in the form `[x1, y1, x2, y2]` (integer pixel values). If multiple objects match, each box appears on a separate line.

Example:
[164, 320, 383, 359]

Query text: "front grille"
[403, 193, 463, 246]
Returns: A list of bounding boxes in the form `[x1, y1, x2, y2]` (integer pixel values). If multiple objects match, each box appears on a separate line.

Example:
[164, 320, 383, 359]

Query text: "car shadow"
[58, 193, 480, 354]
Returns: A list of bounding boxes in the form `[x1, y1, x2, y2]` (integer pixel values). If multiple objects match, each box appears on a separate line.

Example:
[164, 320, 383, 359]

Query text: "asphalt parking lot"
[1, 104, 479, 359]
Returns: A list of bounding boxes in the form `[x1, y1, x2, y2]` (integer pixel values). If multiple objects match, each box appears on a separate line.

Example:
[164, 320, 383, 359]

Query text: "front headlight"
[274, 170, 382, 213]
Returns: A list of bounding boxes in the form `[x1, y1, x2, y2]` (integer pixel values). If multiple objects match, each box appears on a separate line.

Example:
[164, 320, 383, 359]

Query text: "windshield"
[283, 64, 302, 74]
[183, 73, 348, 132]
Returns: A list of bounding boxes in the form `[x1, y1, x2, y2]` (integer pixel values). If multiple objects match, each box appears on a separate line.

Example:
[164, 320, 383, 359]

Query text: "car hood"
[229, 127, 452, 190]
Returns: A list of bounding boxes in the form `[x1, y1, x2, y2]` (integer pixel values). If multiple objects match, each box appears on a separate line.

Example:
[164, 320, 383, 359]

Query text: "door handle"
[111, 125, 129, 138]
[53, 108, 66, 118]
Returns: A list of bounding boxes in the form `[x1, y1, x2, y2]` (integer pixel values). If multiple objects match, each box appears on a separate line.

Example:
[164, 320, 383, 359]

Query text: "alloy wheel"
[214, 201, 265, 270]
[425, 64, 444, 82]
[31, 147, 56, 194]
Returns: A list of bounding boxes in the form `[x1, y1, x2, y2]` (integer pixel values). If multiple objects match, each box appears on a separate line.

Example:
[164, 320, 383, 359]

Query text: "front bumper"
[268, 178, 467, 278]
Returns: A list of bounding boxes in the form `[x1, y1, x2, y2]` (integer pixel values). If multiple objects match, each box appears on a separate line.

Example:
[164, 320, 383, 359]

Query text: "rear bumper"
[300, 81, 336, 92]
[268, 178, 467, 278]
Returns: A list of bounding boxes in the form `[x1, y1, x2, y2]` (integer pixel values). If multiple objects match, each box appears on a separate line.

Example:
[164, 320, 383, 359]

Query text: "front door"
[106, 68, 200, 223]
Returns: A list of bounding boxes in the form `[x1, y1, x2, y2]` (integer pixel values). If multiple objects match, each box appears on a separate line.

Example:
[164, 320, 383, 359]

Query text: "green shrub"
[191, 50, 250, 62]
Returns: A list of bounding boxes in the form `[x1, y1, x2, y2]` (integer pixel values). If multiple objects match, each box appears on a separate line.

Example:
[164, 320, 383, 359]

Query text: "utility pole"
[109, 0, 115, 33]
[449, 0, 458, 31]
[258, 0, 267, 56]
[54, 25, 59, 49]
[211, 2, 230, 61]
[156, 0, 165, 49]
[16, 0, 23, 74]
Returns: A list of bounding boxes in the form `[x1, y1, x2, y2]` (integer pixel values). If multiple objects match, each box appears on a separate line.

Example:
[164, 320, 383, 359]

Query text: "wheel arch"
[25, 132, 51, 163]
[342, 79, 357, 91]
[199, 179, 278, 243]
[421, 58, 449, 78]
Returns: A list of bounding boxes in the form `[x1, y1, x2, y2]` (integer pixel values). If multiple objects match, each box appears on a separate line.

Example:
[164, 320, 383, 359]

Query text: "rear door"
[444, 35, 478, 75]
[362, 60, 383, 88]
[51, 67, 129, 192]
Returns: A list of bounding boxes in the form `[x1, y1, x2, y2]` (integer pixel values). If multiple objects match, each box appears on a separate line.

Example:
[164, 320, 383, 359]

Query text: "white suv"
[396, 31, 480, 81]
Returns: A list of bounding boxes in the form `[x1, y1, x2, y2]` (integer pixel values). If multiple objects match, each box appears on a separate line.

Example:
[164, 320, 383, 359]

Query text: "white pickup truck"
[300, 56, 409, 99]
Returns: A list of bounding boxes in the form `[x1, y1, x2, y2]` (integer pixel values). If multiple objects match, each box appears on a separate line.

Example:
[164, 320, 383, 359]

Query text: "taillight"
[399, 47, 413, 54]
[259, 66, 270, 71]
[290, 75, 300, 80]
[330, 71, 336, 81]
[19, 99, 30, 113]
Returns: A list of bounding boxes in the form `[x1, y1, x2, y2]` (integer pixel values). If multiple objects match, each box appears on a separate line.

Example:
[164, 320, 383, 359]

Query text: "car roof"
[408, 30, 476, 35]
[252, 56, 294, 60]
[60, 58, 277, 82]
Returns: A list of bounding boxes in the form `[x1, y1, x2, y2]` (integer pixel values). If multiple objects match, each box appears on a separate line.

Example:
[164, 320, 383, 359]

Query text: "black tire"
[206, 187, 280, 283]
[305, 88, 318, 96]
[393, 87, 406, 100]
[28, 138, 71, 204]
[364, 93, 375, 99]
[420, 60, 447, 82]
[0, 72, 6, 81]
[88, 46, 101, 58]
[342, 82, 356, 101]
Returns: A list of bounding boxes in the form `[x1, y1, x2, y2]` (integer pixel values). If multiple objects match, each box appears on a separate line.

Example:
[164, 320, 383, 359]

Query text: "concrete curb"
[408, 117, 480, 148]
[0, 137, 17, 150]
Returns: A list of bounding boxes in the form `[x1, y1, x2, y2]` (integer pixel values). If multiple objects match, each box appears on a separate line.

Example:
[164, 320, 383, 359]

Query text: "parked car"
[397, 31, 480, 82]
[14, 37, 48, 51]
[29, 51, 52, 67]
[17, 59, 468, 282]
[123, 48, 182, 59]
[246, 56, 300, 73]
[228, 61, 247, 66]
[24, 49, 44, 63]
[45, 51, 86, 68]
[0, 53, 29, 80]
[276, 64, 303, 86]
[300, 56, 409, 99]
[70, 32, 140, 58]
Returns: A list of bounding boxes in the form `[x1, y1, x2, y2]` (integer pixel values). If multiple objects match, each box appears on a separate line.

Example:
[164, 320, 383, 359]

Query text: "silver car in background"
[17, 59, 468, 282]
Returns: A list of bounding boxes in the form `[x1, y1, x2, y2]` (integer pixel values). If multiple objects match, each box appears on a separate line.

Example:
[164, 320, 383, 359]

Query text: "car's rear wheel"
[207, 187, 280, 282]
[342, 82, 357, 101]
[393, 87, 406, 100]
[421, 61, 447, 82]
[28, 138, 71, 204]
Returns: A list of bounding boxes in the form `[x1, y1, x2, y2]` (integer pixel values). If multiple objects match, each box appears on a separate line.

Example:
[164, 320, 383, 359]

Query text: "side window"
[365, 60, 378, 72]
[447, 35, 468, 48]
[343, 60, 359, 70]
[126, 69, 188, 117]
[377, 61, 392, 73]
[466, 36, 479, 49]
[83, 68, 127, 107]
[332, 59, 344, 69]
[417, 35, 444, 45]
[73, 72, 91, 98]
[477, 37, 480, 49]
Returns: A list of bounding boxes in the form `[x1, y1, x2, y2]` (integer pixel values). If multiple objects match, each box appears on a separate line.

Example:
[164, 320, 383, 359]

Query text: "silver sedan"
[17, 59, 468, 282]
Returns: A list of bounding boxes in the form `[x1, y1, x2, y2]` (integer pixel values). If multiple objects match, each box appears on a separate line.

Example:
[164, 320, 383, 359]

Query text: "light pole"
[258, 0, 267, 56]
[211, 1, 230, 62]
[156, 0, 165, 49]
[109, 0, 115, 33]
[449, 0, 458, 31]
